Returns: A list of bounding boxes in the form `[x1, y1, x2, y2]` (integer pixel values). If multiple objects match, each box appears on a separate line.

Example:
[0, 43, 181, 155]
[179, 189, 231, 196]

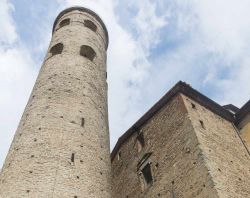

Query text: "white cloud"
[57, 0, 168, 146]
[0, 1, 37, 168]
[1, 0, 250, 169]
[143, 0, 250, 107]
[188, 0, 250, 105]
[132, 0, 169, 52]
[0, 0, 17, 44]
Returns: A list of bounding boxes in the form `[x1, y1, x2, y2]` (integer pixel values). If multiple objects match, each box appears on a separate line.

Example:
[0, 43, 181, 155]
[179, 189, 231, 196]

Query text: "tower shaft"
[0, 7, 111, 198]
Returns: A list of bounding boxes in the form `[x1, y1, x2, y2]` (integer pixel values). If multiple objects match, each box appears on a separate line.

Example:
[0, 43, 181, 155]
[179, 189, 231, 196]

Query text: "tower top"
[53, 6, 109, 49]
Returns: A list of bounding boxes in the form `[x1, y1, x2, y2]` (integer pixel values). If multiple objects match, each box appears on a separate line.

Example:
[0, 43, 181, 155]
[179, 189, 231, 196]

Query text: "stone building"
[0, 6, 250, 198]
[0, 7, 111, 198]
[111, 82, 250, 197]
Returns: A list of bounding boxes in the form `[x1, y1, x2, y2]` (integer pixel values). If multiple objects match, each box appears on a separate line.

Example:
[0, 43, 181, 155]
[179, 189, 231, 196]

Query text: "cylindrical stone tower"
[0, 7, 111, 198]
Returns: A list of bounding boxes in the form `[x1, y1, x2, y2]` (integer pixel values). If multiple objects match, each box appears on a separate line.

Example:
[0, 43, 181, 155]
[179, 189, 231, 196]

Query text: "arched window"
[84, 20, 97, 32]
[80, 45, 96, 61]
[50, 43, 63, 56]
[59, 18, 70, 28]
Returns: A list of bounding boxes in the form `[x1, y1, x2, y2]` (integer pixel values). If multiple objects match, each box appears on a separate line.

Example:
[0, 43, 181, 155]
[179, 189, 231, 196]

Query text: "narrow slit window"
[200, 120, 205, 129]
[59, 18, 70, 28]
[84, 20, 97, 32]
[142, 163, 153, 185]
[50, 43, 63, 56]
[81, 118, 85, 127]
[71, 153, 75, 163]
[80, 45, 96, 61]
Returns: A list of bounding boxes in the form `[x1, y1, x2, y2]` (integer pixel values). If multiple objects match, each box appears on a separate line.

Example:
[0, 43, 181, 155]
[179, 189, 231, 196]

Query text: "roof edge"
[111, 81, 235, 161]
[53, 6, 109, 50]
[235, 100, 250, 124]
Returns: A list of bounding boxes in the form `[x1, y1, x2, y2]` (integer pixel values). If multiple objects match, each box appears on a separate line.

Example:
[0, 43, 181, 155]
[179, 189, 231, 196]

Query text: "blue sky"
[1, 0, 250, 168]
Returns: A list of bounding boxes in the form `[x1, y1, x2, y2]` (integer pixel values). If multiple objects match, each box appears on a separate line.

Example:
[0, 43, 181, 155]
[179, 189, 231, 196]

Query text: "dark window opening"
[59, 18, 70, 28]
[81, 118, 85, 127]
[80, 45, 96, 61]
[142, 163, 153, 185]
[191, 103, 196, 109]
[71, 153, 75, 163]
[84, 20, 97, 32]
[200, 120, 205, 129]
[50, 43, 63, 56]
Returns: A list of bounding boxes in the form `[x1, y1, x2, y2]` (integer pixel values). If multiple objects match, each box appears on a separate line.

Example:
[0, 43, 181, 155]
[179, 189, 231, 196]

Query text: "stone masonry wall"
[0, 8, 111, 198]
[183, 94, 250, 198]
[238, 114, 250, 152]
[111, 94, 219, 198]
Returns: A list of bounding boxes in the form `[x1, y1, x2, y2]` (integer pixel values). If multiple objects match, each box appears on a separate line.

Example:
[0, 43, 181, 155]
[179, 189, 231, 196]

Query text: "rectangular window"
[142, 163, 153, 185]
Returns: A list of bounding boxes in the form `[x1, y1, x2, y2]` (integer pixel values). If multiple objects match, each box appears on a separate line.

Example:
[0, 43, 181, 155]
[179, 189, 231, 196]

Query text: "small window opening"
[155, 163, 159, 168]
[71, 153, 75, 163]
[142, 163, 153, 185]
[191, 103, 196, 109]
[80, 45, 96, 61]
[59, 18, 70, 28]
[50, 43, 63, 56]
[84, 20, 97, 32]
[137, 133, 145, 147]
[199, 120, 205, 129]
[81, 118, 85, 127]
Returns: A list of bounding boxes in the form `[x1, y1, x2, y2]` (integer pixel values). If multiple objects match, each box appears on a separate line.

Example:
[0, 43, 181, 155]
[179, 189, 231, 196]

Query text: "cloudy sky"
[1, 0, 250, 168]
